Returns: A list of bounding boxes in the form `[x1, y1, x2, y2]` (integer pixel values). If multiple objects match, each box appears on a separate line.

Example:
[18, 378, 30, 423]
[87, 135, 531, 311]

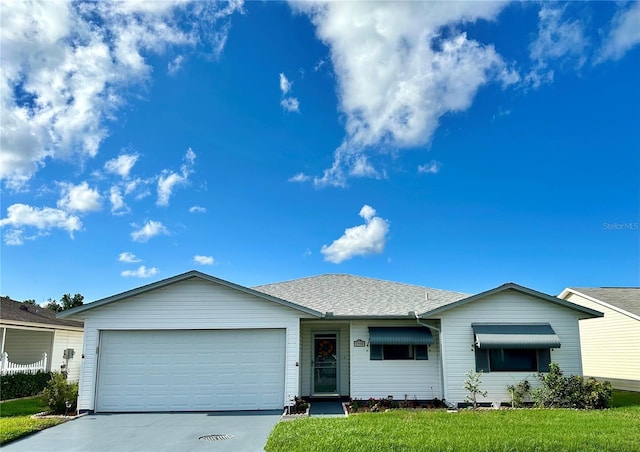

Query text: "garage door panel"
[97, 329, 285, 412]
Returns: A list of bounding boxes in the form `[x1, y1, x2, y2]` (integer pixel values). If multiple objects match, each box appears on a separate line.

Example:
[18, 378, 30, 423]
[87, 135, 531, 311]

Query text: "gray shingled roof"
[0, 297, 83, 328]
[253, 274, 470, 317]
[569, 288, 640, 317]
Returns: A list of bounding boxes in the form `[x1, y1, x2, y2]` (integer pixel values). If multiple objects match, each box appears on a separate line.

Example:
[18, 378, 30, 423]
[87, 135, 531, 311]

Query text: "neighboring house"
[60, 271, 602, 413]
[0, 297, 84, 382]
[558, 287, 640, 392]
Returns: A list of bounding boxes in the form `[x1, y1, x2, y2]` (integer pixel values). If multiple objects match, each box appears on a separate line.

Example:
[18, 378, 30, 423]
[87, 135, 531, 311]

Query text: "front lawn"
[0, 396, 65, 445]
[266, 392, 640, 452]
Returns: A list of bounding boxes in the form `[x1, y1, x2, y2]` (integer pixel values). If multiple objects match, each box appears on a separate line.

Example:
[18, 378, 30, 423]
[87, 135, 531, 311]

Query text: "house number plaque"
[353, 339, 366, 347]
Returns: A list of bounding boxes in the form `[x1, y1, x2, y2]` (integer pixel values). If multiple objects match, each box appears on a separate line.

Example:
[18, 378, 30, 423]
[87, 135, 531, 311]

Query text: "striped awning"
[472, 323, 561, 349]
[368, 327, 434, 345]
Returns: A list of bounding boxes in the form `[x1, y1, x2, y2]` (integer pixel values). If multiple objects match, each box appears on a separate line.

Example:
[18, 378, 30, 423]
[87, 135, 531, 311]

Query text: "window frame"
[475, 347, 551, 372]
[370, 343, 428, 361]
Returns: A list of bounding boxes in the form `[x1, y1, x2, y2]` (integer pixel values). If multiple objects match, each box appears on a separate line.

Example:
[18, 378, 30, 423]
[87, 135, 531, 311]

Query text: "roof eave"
[559, 288, 640, 321]
[418, 283, 604, 318]
[59, 270, 323, 319]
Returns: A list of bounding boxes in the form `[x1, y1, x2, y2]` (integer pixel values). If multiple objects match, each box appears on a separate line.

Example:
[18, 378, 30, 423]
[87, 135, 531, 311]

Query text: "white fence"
[0, 352, 48, 375]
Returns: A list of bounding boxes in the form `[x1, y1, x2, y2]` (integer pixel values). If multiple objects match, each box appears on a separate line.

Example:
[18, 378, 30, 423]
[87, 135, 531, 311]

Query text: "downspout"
[415, 315, 447, 404]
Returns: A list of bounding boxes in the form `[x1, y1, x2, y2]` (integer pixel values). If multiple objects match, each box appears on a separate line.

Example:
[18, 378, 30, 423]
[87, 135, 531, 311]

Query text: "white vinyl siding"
[300, 321, 350, 396]
[51, 330, 84, 382]
[2, 329, 53, 369]
[350, 320, 443, 401]
[564, 293, 640, 391]
[96, 329, 285, 412]
[78, 278, 313, 412]
[441, 290, 584, 405]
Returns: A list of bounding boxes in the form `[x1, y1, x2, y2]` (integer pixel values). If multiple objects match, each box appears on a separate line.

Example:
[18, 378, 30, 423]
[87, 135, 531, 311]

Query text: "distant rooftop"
[0, 297, 83, 328]
[253, 274, 471, 317]
[569, 287, 640, 317]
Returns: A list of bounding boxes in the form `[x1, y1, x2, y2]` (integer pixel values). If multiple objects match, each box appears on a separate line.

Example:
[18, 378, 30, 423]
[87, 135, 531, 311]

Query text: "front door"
[313, 333, 338, 394]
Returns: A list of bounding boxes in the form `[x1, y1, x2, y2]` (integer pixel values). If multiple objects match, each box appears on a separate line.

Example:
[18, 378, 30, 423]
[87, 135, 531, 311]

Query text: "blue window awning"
[472, 323, 561, 349]
[369, 327, 434, 345]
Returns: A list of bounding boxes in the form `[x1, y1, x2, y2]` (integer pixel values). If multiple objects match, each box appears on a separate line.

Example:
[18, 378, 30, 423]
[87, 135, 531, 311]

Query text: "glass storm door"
[313, 333, 338, 394]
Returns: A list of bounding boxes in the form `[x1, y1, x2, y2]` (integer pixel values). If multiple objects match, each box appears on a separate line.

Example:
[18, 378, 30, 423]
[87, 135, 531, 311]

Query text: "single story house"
[60, 271, 602, 413]
[1, 297, 84, 382]
[558, 287, 639, 392]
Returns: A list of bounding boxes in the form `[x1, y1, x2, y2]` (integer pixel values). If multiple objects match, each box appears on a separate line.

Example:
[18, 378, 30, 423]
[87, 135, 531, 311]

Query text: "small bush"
[507, 379, 531, 408]
[42, 373, 78, 414]
[464, 370, 487, 409]
[0, 372, 53, 401]
[532, 363, 612, 409]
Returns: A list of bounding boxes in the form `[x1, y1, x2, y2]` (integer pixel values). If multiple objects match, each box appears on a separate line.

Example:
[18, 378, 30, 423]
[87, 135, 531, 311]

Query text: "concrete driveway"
[2, 411, 283, 452]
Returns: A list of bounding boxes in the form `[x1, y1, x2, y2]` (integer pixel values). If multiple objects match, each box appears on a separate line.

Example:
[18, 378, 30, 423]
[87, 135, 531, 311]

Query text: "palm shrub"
[42, 373, 79, 414]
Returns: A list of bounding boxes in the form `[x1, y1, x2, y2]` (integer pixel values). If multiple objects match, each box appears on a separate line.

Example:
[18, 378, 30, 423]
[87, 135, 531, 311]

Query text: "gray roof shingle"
[569, 288, 640, 317]
[0, 297, 83, 328]
[253, 274, 470, 317]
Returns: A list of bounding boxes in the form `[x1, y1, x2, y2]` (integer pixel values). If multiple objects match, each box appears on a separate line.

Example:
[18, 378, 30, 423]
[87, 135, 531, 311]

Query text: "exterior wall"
[77, 278, 313, 412]
[300, 320, 350, 396]
[441, 291, 585, 406]
[564, 292, 640, 391]
[350, 319, 443, 401]
[2, 328, 54, 370]
[51, 330, 84, 382]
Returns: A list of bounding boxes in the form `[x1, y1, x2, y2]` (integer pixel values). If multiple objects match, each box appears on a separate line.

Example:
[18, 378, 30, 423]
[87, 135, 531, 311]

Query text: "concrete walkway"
[2, 411, 282, 452]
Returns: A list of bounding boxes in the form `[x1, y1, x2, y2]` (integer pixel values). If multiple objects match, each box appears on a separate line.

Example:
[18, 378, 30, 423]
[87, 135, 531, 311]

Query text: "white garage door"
[96, 329, 285, 412]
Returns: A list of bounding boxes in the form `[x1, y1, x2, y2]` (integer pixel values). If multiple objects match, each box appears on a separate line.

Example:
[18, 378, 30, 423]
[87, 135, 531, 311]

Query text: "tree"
[23, 299, 37, 305]
[45, 293, 84, 312]
[60, 293, 83, 310]
[45, 298, 63, 312]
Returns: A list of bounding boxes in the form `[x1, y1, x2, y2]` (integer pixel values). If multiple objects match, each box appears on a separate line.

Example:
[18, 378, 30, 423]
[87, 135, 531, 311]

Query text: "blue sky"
[1, 1, 638, 304]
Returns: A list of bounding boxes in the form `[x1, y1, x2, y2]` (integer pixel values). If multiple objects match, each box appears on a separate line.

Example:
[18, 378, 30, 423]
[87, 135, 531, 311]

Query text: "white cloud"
[168, 55, 185, 75]
[109, 186, 130, 215]
[279, 72, 300, 112]
[288, 172, 311, 183]
[321, 204, 390, 264]
[280, 97, 300, 113]
[279, 73, 292, 95]
[418, 161, 441, 174]
[104, 153, 139, 178]
[121, 265, 158, 278]
[0, 203, 82, 244]
[118, 252, 141, 263]
[57, 182, 102, 212]
[193, 255, 214, 265]
[131, 220, 168, 242]
[598, 2, 640, 62]
[292, 1, 517, 187]
[157, 148, 196, 206]
[526, 5, 588, 88]
[0, 0, 242, 189]
[189, 205, 207, 213]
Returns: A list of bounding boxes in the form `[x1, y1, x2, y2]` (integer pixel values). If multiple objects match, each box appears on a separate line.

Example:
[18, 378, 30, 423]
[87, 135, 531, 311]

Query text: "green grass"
[266, 391, 640, 452]
[611, 390, 640, 408]
[0, 396, 49, 417]
[0, 396, 65, 445]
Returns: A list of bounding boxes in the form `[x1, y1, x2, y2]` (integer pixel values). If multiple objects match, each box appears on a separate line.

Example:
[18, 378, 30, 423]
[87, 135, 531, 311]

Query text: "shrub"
[464, 370, 487, 409]
[42, 373, 78, 414]
[532, 363, 612, 409]
[507, 379, 531, 408]
[0, 372, 53, 401]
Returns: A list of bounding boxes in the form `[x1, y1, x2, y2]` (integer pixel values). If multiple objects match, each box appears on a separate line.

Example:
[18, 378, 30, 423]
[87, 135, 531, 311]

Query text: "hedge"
[0, 372, 53, 401]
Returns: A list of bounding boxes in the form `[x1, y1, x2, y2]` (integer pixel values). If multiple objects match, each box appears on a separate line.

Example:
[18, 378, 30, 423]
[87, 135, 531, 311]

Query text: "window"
[475, 348, 551, 372]
[471, 323, 557, 373]
[368, 327, 433, 361]
[370, 344, 428, 360]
